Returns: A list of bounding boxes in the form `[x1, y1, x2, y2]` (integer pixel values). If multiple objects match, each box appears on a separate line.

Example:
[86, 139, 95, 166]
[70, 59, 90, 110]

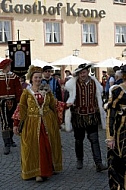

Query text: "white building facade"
[0, 0, 126, 76]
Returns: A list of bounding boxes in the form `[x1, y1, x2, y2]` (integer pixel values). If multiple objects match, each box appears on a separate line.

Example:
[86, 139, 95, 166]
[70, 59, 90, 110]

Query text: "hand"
[66, 103, 73, 108]
[13, 126, 19, 135]
[107, 140, 115, 149]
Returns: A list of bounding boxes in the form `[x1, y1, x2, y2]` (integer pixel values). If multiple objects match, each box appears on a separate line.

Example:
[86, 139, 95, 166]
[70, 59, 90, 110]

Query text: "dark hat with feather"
[73, 63, 92, 75]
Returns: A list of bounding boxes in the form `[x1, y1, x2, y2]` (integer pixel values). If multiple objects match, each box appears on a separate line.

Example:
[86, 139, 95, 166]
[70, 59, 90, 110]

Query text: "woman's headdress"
[27, 65, 43, 80]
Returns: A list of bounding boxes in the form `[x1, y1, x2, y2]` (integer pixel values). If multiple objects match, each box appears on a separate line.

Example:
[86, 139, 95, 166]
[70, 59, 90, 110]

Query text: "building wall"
[0, 0, 126, 78]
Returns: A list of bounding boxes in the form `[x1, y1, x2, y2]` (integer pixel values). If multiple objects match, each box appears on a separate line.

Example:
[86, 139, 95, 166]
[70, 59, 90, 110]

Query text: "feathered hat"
[26, 65, 43, 80]
[73, 63, 92, 76]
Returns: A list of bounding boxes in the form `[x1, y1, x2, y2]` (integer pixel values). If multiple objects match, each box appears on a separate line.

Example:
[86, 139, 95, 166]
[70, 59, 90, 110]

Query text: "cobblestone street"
[0, 129, 109, 190]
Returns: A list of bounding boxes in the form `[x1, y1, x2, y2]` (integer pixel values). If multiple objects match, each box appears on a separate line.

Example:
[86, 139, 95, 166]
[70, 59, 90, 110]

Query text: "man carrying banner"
[0, 59, 22, 155]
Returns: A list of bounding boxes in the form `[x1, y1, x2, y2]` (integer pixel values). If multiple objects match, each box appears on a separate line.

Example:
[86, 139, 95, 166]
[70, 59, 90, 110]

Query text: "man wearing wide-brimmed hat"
[0, 59, 22, 155]
[64, 63, 107, 171]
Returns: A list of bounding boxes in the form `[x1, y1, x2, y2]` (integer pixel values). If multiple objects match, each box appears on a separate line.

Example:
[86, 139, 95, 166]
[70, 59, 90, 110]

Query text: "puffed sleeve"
[19, 89, 28, 121]
[106, 86, 123, 140]
[14, 75, 22, 103]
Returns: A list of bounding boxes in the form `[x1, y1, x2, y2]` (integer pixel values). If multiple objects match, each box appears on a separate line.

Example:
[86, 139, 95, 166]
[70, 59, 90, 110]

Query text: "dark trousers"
[74, 127, 102, 165]
[2, 130, 14, 147]
[0, 98, 16, 147]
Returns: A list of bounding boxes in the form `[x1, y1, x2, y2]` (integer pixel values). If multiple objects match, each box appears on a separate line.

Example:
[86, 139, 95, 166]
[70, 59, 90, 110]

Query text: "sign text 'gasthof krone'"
[1, 0, 106, 18]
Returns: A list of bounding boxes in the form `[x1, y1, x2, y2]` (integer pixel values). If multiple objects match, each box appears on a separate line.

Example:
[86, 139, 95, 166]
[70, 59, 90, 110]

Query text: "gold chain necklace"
[5, 73, 10, 90]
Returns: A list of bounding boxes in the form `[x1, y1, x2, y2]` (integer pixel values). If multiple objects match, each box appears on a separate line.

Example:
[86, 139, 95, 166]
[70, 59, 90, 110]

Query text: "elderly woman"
[106, 64, 126, 190]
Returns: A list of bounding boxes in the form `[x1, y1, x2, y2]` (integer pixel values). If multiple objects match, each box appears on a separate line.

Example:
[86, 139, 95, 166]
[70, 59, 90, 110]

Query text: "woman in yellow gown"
[13, 65, 62, 182]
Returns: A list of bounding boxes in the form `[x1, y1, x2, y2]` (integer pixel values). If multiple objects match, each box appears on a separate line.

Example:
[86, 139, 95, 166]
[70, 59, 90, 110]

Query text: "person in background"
[59, 79, 66, 102]
[0, 59, 22, 155]
[113, 66, 120, 73]
[65, 63, 107, 171]
[42, 66, 62, 101]
[105, 67, 115, 100]
[64, 70, 73, 102]
[114, 70, 123, 85]
[52, 73, 61, 82]
[13, 65, 63, 182]
[106, 64, 126, 190]
[65, 70, 73, 83]
[101, 71, 108, 98]
[20, 75, 30, 89]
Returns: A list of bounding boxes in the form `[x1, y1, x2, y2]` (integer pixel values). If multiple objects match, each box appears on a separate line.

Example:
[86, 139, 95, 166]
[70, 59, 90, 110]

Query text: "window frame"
[113, 0, 126, 4]
[82, 22, 98, 45]
[0, 19, 12, 44]
[115, 24, 126, 45]
[81, 0, 95, 2]
[44, 20, 63, 45]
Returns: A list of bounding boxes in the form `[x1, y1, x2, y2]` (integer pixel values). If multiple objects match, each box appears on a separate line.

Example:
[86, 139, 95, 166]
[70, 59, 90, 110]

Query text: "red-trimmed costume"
[0, 70, 22, 147]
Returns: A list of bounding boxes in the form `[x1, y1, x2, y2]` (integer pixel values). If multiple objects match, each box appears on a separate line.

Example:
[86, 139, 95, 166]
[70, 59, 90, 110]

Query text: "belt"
[0, 95, 15, 100]
[28, 115, 41, 117]
[71, 107, 95, 115]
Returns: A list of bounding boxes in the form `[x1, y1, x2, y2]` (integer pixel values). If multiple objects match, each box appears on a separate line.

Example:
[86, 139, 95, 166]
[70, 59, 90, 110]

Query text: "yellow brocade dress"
[19, 88, 62, 180]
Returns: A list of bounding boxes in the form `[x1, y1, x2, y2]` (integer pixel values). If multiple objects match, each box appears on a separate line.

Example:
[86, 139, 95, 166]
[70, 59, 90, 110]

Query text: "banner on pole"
[8, 40, 31, 77]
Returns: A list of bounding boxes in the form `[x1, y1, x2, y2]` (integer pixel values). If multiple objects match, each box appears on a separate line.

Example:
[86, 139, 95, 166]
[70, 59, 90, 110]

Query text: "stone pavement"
[0, 128, 109, 190]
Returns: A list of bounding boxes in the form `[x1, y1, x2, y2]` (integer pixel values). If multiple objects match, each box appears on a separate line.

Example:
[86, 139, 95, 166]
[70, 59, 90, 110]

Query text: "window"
[0, 20, 12, 43]
[45, 22, 62, 44]
[82, 23, 97, 44]
[115, 25, 126, 44]
[114, 0, 126, 3]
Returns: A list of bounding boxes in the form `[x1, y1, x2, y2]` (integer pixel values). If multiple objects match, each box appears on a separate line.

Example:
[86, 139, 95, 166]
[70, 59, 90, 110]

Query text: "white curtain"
[116, 26, 120, 43]
[122, 26, 126, 42]
[4, 21, 10, 41]
[83, 24, 96, 43]
[90, 24, 95, 43]
[54, 23, 60, 42]
[46, 23, 52, 43]
[83, 24, 88, 43]
[0, 22, 2, 41]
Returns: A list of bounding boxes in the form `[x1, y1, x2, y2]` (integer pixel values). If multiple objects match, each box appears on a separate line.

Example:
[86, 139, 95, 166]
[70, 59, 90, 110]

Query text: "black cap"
[43, 65, 53, 72]
[65, 70, 70, 73]
[113, 66, 120, 72]
[102, 71, 107, 73]
[52, 73, 61, 76]
[120, 64, 126, 74]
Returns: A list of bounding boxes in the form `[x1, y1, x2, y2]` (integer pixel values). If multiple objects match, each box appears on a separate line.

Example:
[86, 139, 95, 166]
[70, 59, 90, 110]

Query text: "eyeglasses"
[44, 70, 51, 73]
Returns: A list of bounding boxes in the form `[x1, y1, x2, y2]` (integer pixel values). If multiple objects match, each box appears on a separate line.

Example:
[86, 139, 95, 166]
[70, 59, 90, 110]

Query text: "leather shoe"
[96, 163, 108, 172]
[11, 142, 17, 147]
[76, 160, 83, 169]
[36, 176, 43, 182]
[4, 146, 10, 155]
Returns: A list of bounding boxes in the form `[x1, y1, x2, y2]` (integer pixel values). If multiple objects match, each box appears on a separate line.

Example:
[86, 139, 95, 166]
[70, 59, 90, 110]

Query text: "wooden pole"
[17, 29, 20, 41]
